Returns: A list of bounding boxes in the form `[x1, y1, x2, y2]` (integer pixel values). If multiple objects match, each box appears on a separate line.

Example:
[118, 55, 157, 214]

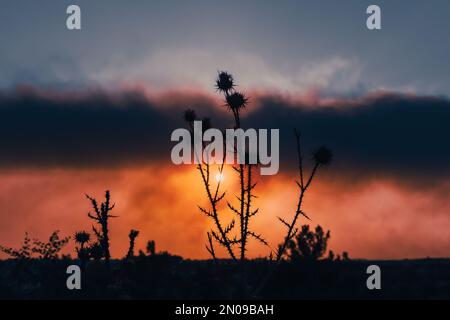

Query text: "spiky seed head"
[226, 92, 248, 111]
[74, 231, 90, 244]
[215, 71, 235, 93]
[312, 146, 333, 166]
[183, 109, 197, 123]
[129, 229, 139, 239]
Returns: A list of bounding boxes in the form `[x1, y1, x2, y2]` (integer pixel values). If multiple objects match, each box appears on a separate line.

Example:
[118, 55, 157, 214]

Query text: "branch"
[294, 128, 304, 189]
[205, 232, 216, 260]
[248, 231, 269, 247]
[277, 216, 290, 229]
[224, 219, 235, 235]
[227, 202, 241, 217]
[198, 206, 214, 218]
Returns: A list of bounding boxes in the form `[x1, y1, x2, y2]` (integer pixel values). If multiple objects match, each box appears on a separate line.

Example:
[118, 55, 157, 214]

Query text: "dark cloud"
[0, 87, 449, 184]
[0, 87, 182, 168]
[246, 93, 450, 184]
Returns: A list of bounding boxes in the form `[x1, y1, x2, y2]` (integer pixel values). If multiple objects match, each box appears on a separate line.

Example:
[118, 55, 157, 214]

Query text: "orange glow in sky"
[0, 164, 449, 260]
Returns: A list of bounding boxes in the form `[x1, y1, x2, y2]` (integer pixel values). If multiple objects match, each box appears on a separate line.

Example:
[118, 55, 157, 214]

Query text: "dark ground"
[1, 255, 449, 300]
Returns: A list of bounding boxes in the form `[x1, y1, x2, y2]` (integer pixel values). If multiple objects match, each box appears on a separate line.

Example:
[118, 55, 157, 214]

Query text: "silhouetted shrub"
[87, 242, 104, 260]
[31, 231, 70, 259]
[327, 250, 335, 261]
[0, 231, 69, 260]
[32, 231, 70, 259]
[0, 233, 32, 259]
[285, 225, 331, 262]
[327, 249, 351, 262]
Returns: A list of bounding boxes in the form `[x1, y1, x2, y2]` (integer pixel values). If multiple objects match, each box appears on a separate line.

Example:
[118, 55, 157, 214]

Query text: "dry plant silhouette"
[282, 224, 349, 262]
[86, 242, 104, 261]
[274, 132, 332, 262]
[285, 225, 331, 262]
[74, 230, 91, 268]
[86, 190, 117, 268]
[0, 73, 369, 300]
[253, 127, 332, 296]
[0, 233, 32, 259]
[125, 229, 140, 261]
[146, 240, 156, 256]
[184, 108, 238, 261]
[0, 231, 69, 260]
[185, 71, 333, 297]
[184, 71, 266, 265]
[31, 231, 70, 259]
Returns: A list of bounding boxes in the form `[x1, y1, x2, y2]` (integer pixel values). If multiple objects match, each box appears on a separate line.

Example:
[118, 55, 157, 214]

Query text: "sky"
[2, 0, 450, 95]
[0, 0, 449, 259]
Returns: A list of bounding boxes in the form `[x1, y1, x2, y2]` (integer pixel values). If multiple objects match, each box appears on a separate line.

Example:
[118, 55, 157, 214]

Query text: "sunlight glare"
[215, 172, 224, 182]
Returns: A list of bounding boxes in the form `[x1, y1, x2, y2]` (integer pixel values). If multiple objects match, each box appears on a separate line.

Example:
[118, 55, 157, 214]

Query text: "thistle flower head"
[215, 71, 235, 93]
[74, 231, 90, 245]
[226, 92, 248, 111]
[183, 109, 197, 123]
[129, 229, 139, 239]
[312, 146, 333, 166]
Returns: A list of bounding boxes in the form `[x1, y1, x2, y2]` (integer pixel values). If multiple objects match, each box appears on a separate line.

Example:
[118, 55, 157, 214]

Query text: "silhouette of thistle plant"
[186, 71, 265, 262]
[216, 71, 265, 261]
[275, 131, 332, 262]
[75, 231, 90, 247]
[215, 71, 235, 94]
[125, 229, 139, 260]
[184, 108, 238, 260]
[74, 230, 91, 266]
[86, 190, 117, 266]
[252, 130, 332, 296]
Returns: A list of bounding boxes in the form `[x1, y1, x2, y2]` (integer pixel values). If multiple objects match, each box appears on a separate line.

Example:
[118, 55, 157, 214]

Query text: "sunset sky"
[0, 0, 449, 259]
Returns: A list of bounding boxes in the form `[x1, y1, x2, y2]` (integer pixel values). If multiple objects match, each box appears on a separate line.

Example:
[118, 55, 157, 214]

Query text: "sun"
[215, 172, 224, 182]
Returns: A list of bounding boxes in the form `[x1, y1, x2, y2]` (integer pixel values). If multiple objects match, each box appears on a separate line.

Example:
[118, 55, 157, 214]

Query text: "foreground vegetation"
[1, 256, 449, 299]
